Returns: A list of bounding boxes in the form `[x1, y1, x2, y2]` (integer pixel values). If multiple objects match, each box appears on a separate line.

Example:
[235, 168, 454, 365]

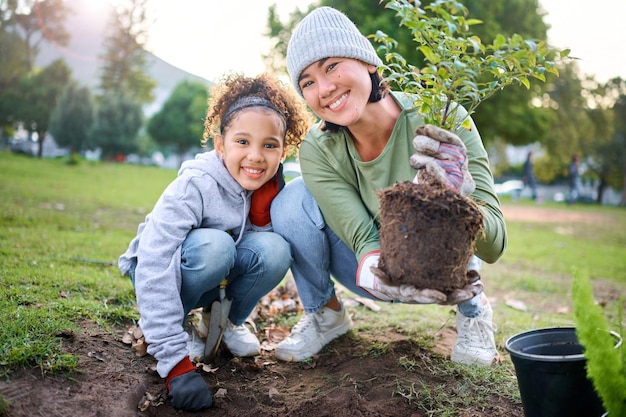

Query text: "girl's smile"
[215, 108, 285, 191]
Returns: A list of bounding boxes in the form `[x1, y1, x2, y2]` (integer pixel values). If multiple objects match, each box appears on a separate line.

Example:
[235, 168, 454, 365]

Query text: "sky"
[129, 0, 625, 84]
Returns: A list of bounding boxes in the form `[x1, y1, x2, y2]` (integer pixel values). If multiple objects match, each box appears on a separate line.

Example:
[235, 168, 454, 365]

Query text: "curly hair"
[202, 73, 313, 157]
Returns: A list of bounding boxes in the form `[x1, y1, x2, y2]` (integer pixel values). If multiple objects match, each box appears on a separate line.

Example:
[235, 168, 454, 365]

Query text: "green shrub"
[572, 269, 626, 416]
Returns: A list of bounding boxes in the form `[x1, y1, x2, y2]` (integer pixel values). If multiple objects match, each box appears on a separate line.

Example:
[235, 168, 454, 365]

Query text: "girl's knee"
[182, 229, 236, 269]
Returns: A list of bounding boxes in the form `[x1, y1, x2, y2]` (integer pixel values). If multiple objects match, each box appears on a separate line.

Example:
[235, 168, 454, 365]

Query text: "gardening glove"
[356, 250, 448, 304]
[166, 356, 213, 411]
[443, 273, 484, 304]
[443, 255, 484, 304]
[410, 124, 475, 197]
[249, 163, 285, 227]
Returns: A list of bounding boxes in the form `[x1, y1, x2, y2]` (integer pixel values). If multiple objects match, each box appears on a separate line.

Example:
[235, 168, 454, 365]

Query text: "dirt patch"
[0, 316, 522, 417]
[501, 204, 610, 223]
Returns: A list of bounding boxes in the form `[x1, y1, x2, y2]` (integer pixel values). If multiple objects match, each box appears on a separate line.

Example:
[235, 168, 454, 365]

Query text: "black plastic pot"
[505, 327, 605, 417]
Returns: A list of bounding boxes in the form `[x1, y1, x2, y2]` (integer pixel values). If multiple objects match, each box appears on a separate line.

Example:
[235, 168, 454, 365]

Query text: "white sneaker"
[451, 301, 497, 367]
[222, 320, 261, 357]
[275, 301, 353, 362]
[185, 321, 206, 363]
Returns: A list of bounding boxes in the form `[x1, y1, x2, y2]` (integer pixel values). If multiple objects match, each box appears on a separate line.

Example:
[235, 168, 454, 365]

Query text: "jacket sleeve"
[455, 113, 507, 264]
[133, 176, 205, 377]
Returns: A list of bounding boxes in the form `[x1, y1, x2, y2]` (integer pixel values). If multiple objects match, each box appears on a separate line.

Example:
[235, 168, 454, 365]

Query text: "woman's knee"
[271, 178, 324, 230]
[263, 233, 292, 274]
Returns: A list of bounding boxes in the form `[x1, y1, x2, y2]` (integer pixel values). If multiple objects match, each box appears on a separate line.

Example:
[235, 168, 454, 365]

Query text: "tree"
[585, 77, 626, 206]
[0, 29, 28, 136]
[7, 0, 70, 70]
[90, 90, 143, 160]
[93, 0, 155, 158]
[48, 81, 94, 160]
[147, 80, 208, 164]
[264, 4, 313, 76]
[97, 0, 155, 104]
[0, 0, 69, 138]
[461, 0, 554, 147]
[540, 61, 594, 181]
[18, 58, 71, 157]
[610, 79, 626, 206]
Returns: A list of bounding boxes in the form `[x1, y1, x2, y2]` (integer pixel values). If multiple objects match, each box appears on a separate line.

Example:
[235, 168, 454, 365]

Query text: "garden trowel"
[203, 278, 231, 362]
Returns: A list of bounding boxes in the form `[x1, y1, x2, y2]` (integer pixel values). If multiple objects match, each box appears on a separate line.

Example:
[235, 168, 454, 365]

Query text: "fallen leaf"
[131, 325, 143, 340]
[505, 299, 527, 311]
[268, 387, 280, 399]
[353, 296, 381, 312]
[131, 339, 148, 357]
[87, 351, 106, 362]
[121, 332, 133, 345]
[200, 363, 219, 373]
[214, 388, 227, 398]
[556, 306, 570, 314]
[265, 325, 290, 343]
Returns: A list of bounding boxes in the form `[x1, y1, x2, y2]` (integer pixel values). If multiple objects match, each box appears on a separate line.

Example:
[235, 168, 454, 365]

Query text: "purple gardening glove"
[410, 124, 475, 196]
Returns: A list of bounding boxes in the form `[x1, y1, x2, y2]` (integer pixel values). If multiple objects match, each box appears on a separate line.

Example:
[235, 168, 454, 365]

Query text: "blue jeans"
[271, 178, 483, 318]
[129, 228, 291, 325]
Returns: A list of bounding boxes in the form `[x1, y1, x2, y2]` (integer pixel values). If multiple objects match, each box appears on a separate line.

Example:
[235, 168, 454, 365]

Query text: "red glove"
[249, 163, 285, 227]
[165, 356, 213, 411]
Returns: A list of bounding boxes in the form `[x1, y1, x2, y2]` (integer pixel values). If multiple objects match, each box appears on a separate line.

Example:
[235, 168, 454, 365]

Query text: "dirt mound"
[376, 182, 483, 292]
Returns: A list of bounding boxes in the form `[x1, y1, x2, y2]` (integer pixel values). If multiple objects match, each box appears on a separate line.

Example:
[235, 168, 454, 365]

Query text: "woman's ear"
[368, 64, 377, 74]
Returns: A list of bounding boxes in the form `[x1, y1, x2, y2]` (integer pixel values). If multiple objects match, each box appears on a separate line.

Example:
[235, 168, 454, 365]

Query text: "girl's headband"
[220, 96, 286, 133]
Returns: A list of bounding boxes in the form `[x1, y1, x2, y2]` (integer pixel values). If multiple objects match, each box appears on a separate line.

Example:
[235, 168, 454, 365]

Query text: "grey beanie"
[287, 6, 383, 96]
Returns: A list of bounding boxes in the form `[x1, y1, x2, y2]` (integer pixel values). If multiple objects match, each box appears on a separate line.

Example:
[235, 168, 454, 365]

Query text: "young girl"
[271, 7, 506, 367]
[118, 73, 311, 411]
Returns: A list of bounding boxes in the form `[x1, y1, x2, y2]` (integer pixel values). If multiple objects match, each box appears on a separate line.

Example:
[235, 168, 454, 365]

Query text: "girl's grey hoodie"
[118, 151, 253, 377]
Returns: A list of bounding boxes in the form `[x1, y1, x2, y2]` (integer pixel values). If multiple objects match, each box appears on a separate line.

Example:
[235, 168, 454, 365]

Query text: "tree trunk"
[620, 174, 626, 207]
[596, 178, 605, 205]
[36, 130, 46, 159]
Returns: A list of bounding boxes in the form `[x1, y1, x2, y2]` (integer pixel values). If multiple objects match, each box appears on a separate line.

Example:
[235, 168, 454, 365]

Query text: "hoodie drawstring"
[233, 191, 249, 245]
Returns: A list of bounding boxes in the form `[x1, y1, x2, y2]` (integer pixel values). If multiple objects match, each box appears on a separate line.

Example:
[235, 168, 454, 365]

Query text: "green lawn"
[1, 149, 624, 388]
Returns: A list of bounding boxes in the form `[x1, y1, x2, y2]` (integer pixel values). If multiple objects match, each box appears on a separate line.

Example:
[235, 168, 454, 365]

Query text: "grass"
[0, 151, 176, 375]
[1, 150, 625, 414]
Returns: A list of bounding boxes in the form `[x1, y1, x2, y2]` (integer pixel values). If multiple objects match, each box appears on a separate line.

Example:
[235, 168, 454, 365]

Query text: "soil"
[0, 205, 614, 417]
[377, 182, 483, 292]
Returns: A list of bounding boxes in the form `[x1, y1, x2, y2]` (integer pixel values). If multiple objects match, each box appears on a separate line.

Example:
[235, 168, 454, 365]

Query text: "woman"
[271, 7, 506, 367]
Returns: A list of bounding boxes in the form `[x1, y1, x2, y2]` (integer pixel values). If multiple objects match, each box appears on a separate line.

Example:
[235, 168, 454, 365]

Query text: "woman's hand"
[410, 124, 475, 196]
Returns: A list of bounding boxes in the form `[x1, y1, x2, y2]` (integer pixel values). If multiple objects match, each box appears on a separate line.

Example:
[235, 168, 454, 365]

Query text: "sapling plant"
[372, 0, 568, 132]
[572, 269, 625, 417]
[369, 0, 568, 293]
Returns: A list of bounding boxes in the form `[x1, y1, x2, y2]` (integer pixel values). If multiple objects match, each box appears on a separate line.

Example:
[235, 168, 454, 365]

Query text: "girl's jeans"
[271, 178, 483, 318]
[129, 229, 291, 325]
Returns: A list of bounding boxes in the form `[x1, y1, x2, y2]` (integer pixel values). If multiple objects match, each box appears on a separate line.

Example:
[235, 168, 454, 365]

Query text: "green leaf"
[418, 45, 440, 64]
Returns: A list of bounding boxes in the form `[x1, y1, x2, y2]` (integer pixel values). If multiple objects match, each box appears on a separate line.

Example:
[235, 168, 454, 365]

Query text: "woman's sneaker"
[275, 301, 353, 362]
[451, 301, 497, 366]
[222, 321, 261, 357]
